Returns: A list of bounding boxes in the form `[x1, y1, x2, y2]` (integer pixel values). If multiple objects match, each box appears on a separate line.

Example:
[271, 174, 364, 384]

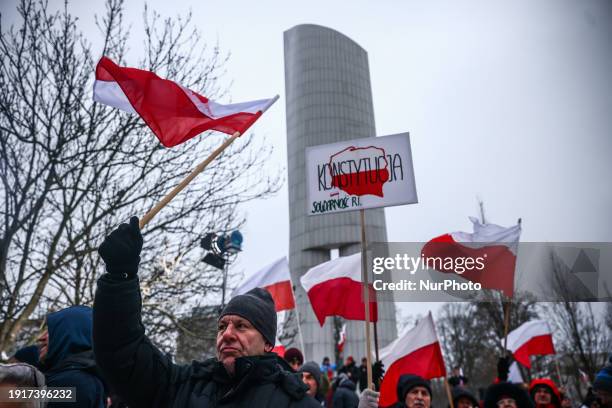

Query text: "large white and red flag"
[421, 217, 521, 297]
[379, 312, 446, 408]
[300, 253, 378, 326]
[506, 319, 555, 368]
[93, 57, 278, 147]
[233, 257, 295, 312]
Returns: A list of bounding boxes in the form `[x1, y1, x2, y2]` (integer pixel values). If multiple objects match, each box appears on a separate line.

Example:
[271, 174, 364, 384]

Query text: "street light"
[200, 230, 243, 306]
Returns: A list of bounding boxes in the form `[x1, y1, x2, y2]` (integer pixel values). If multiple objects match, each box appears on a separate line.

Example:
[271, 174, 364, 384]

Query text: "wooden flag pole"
[503, 219, 521, 354]
[360, 209, 374, 389]
[139, 131, 241, 228]
[503, 300, 511, 353]
[555, 359, 564, 387]
[444, 377, 456, 408]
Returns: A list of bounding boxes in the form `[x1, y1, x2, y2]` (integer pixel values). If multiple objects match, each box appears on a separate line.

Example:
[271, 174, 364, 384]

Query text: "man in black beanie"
[93, 217, 319, 408]
[397, 374, 433, 408]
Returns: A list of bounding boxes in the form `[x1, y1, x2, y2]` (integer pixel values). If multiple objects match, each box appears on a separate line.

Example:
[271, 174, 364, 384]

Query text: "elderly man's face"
[302, 372, 318, 397]
[405, 386, 431, 408]
[216, 315, 271, 375]
[534, 387, 553, 405]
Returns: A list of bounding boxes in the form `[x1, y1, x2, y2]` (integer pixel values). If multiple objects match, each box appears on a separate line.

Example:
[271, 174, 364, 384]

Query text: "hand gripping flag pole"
[138, 95, 279, 228]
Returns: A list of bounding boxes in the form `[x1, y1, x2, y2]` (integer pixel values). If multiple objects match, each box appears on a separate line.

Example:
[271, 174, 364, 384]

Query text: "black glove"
[98, 216, 143, 278]
[497, 356, 510, 382]
[373, 361, 385, 390]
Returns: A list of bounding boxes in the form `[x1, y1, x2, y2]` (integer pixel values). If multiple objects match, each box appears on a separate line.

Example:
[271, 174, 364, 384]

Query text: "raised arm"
[93, 216, 180, 408]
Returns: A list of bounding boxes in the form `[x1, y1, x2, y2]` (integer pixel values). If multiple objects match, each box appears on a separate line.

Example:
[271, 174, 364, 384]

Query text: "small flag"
[506, 319, 555, 368]
[300, 253, 377, 326]
[379, 313, 446, 407]
[233, 257, 295, 312]
[337, 323, 347, 353]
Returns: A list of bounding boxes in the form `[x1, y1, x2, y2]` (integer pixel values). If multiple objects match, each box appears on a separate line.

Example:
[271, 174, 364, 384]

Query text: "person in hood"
[594, 356, 612, 408]
[332, 373, 359, 408]
[529, 379, 561, 408]
[285, 348, 305, 371]
[396, 374, 432, 408]
[38, 305, 106, 408]
[484, 382, 534, 408]
[94, 216, 319, 408]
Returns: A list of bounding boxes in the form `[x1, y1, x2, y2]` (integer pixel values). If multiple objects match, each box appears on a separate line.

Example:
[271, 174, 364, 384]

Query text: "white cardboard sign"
[306, 133, 418, 215]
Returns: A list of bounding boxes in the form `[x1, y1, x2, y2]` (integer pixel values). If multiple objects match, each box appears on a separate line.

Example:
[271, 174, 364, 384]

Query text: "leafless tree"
[436, 292, 538, 391]
[544, 253, 612, 401]
[0, 0, 281, 355]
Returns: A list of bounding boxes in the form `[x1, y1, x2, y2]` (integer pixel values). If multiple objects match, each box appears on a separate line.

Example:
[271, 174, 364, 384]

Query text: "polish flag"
[271, 336, 286, 358]
[506, 320, 555, 368]
[300, 253, 378, 326]
[379, 313, 446, 407]
[421, 217, 521, 298]
[328, 146, 389, 197]
[337, 323, 347, 353]
[233, 257, 295, 312]
[93, 57, 278, 147]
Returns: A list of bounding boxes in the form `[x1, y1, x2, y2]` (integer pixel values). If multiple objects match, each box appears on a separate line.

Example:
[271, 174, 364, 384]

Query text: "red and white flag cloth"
[421, 217, 521, 298]
[233, 257, 295, 312]
[271, 336, 286, 358]
[337, 323, 347, 353]
[505, 319, 555, 368]
[300, 253, 378, 326]
[379, 312, 446, 408]
[508, 361, 524, 383]
[93, 56, 278, 147]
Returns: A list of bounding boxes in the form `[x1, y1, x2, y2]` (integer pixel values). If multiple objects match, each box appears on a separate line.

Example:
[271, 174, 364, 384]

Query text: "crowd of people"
[1, 217, 611, 408]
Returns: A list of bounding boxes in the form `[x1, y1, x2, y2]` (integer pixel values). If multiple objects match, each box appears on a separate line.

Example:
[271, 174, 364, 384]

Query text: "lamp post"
[200, 230, 243, 307]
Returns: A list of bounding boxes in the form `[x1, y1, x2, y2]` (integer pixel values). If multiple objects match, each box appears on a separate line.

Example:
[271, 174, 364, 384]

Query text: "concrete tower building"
[284, 24, 397, 363]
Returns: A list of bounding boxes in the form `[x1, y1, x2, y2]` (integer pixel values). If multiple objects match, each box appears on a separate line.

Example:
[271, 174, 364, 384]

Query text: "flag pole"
[445, 377, 456, 408]
[360, 209, 374, 389]
[139, 94, 280, 228]
[503, 300, 511, 352]
[503, 218, 521, 353]
[139, 131, 241, 228]
[555, 359, 564, 388]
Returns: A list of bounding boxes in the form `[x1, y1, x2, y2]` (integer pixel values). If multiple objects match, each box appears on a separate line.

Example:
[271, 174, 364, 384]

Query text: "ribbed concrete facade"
[284, 24, 397, 364]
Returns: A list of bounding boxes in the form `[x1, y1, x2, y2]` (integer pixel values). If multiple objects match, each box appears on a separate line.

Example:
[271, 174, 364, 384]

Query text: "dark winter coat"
[332, 378, 359, 408]
[339, 362, 360, 384]
[358, 363, 368, 392]
[42, 306, 107, 408]
[93, 274, 320, 408]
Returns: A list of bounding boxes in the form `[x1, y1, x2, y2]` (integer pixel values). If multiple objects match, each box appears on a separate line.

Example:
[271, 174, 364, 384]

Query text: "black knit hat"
[299, 361, 322, 391]
[594, 355, 612, 393]
[397, 374, 432, 402]
[452, 387, 479, 408]
[219, 288, 276, 345]
[484, 382, 534, 408]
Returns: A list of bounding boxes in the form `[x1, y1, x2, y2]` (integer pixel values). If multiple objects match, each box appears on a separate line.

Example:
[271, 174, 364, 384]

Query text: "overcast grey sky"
[3, 0, 611, 319]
